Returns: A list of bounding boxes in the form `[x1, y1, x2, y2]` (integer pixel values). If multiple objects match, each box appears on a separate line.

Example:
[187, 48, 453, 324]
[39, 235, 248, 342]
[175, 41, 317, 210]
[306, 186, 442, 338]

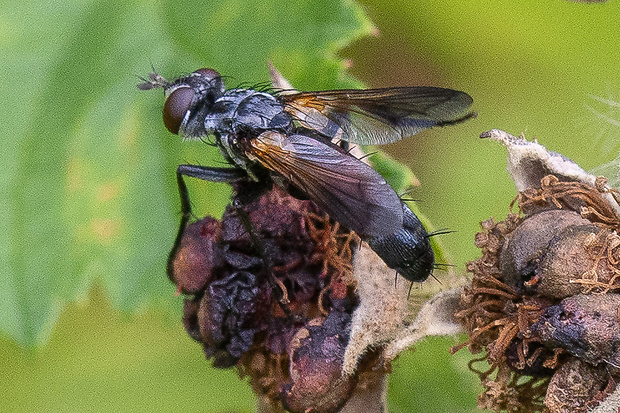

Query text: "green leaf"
[1, 0, 372, 346]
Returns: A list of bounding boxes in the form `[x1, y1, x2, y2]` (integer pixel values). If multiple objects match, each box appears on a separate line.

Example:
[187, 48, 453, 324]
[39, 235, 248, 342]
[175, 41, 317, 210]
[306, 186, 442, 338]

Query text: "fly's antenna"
[137, 70, 170, 90]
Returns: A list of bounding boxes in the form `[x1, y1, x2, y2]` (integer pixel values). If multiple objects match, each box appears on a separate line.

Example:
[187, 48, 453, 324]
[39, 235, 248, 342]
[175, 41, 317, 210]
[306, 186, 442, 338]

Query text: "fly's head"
[138, 68, 226, 139]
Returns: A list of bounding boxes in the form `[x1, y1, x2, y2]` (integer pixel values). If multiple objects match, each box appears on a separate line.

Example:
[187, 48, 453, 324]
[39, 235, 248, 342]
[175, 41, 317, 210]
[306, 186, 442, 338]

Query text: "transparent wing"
[281, 87, 474, 145]
[246, 131, 403, 236]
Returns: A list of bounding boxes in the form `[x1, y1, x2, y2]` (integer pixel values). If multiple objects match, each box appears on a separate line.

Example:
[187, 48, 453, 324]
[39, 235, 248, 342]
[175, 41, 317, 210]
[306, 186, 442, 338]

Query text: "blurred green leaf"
[1, 0, 372, 347]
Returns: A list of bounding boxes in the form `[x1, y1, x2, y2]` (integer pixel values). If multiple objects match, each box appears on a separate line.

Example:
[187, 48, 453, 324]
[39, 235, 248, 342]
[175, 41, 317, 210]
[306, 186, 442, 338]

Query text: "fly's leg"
[231, 199, 295, 317]
[167, 164, 293, 315]
[166, 164, 246, 281]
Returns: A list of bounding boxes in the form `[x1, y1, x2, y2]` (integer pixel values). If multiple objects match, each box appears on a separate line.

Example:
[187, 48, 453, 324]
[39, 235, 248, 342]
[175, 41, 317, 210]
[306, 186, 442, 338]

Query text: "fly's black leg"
[167, 163, 293, 316]
[177, 164, 247, 183]
[166, 164, 246, 282]
[166, 170, 192, 282]
[231, 199, 295, 318]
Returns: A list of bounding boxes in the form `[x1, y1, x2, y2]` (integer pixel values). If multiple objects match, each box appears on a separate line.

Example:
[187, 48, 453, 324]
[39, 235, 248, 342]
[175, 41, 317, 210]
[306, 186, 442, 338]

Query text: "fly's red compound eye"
[163, 86, 194, 134]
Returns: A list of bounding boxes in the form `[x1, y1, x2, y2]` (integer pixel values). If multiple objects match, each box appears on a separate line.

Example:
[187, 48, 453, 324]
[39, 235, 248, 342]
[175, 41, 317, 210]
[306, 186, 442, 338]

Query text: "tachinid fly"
[139, 65, 474, 283]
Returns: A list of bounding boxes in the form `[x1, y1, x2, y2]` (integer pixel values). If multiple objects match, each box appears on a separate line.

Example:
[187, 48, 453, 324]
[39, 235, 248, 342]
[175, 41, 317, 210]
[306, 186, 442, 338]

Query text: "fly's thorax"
[217, 132, 247, 167]
[204, 90, 292, 135]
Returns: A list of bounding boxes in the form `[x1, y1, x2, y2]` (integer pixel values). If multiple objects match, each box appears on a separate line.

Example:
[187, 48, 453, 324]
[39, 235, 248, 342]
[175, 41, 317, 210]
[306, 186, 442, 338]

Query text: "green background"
[2, 0, 619, 411]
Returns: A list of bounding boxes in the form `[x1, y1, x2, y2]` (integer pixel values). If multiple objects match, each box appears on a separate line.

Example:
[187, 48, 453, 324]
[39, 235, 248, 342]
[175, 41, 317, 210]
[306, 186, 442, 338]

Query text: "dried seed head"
[169, 184, 398, 411]
[455, 174, 620, 413]
[529, 294, 620, 370]
[170, 217, 221, 294]
[499, 210, 591, 295]
[197, 270, 265, 367]
[544, 358, 610, 413]
[281, 313, 357, 413]
[535, 225, 615, 299]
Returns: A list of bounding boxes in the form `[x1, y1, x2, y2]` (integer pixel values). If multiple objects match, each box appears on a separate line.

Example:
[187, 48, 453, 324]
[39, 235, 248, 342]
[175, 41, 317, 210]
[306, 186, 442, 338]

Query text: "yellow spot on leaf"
[96, 182, 120, 202]
[90, 218, 121, 243]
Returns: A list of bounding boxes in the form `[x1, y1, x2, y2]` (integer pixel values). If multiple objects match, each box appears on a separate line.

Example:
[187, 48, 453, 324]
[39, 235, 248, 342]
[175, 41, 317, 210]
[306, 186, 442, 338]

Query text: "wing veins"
[247, 132, 403, 236]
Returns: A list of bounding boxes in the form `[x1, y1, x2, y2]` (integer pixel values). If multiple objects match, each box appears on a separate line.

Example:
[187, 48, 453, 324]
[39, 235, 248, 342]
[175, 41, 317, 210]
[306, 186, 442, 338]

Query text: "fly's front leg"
[176, 164, 247, 183]
[166, 164, 246, 281]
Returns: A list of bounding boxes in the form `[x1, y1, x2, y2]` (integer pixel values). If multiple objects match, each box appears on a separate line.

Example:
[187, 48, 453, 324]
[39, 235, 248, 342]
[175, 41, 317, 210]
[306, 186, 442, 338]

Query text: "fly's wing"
[280, 87, 474, 145]
[246, 131, 403, 237]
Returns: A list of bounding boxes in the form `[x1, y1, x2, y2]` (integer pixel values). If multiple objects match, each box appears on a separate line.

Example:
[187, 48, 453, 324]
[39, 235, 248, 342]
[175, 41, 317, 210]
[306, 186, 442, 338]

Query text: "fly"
[139, 65, 474, 283]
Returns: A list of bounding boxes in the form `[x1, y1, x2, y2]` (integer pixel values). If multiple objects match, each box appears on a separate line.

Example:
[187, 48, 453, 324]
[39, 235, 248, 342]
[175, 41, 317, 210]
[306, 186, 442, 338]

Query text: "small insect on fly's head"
[138, 68, 226, 136]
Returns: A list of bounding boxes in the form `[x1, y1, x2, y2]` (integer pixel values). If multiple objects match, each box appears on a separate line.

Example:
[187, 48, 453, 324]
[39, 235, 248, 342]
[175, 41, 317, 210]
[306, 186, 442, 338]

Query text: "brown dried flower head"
[454, 130, 620, 413]
[168, 177, 451, 413]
